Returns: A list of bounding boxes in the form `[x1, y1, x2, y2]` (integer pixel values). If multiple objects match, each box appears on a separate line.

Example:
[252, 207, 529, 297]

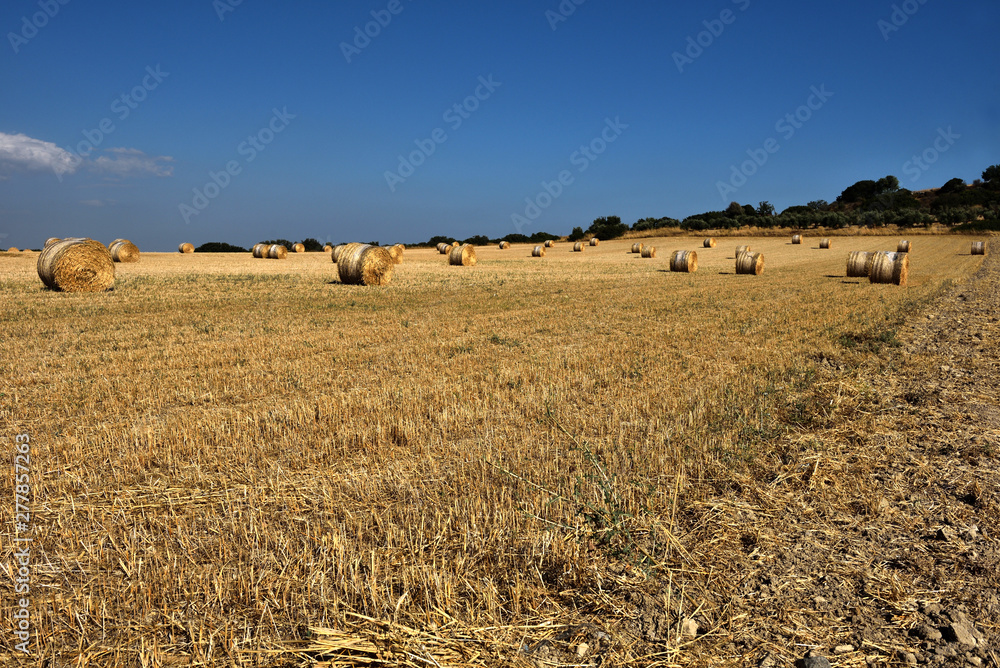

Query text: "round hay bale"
[532, 246, 546, 257]
[436, 243, 450, 254]
[573, 242, 584, 252]
[897, 240, 911, 253]
[44, 237, 61, 248]
[971, 241, 986, 256]
[8, 247, 20, 253]
[845, 251, 875, 278]
[267, 244, 288, 259]
[631, 242, 643, 254]
[293, 243, 305, 253]
[735, 251, 764, 275]
[338, 244, 393, 286]
[332, 244, 354, 262]
[869, 251, 909, 286]
[735, 245, 750, 255]
[449, 243, 477, 266]
[544, 239, 555, 248]
[589, 238, 599, 246]
[498, 241, 510, 249]
[703, 237, 717, 248]
[819, 238, 832, 249]
[252, 243, 268, 258]
[323, 244, 333, 253]
[669, 250, 697, 273]
[641, 246, 657, 258]
[108, 239, 140, 263]
[179, 242, 194, 253]
[37, 238, 115, 292]
[386, 243, 404, 264]
[791, 234, 802, 245]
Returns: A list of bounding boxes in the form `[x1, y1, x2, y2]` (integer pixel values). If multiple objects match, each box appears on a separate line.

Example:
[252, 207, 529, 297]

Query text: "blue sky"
[1, 0, 997, 250]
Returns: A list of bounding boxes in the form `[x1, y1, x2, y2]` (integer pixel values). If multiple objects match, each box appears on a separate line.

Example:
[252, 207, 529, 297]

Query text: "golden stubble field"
[0, 235, 988, 666]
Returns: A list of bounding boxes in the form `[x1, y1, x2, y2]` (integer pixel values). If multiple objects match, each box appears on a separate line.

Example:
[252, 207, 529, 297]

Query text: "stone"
[799, 657, 831, 668]
[681, 618, 699, 637]
[944, 622, 977, 647]
[902, 652, 917, 666]
[913, 624, 943, 641]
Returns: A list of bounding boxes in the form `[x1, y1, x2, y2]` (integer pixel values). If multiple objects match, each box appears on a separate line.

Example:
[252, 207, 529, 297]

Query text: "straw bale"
[845, 251, 875, 277]
[631, 242, 643, 253]
[109, 239, 140, 263]
[338, 244, 393, 285]
[669, 250, 697, 272]
[971, 241, 986, 256]
[573, 242, 584, 252]
[267, 244, 288, 259]
[37, 238, 115, 292]
[735, 251, 764, 275]
[897, 240, 911, 253]
[641, 246, 657, 258]
[178, 242, 194, 253]
[819, 238, 831, 249]
[532, 246, 546, 257]
[703, 237, 717, 248]
[869, 251, 909, 286]
[448, 243, 477, 266]
[589, 238, 599, 246]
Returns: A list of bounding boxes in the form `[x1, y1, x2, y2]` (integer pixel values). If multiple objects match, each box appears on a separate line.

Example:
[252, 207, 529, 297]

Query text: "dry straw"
[178, 242, 194, 253]
[641, 246, 657, 258]
[293, 243, 305, 253]
[252, 243, 268, 258]
[268, 244, 288, 259]
[532, 246, 546, 257]
[338, 244, 393, 285]
[323, 244, 333, 253]
[589, 238, 599, 246]
[387, 244, 404, 265]
[573, 242, 584, 252]
[703, 237, 717, 248]
[437, 243, 450, 254]
[971, 241, 986, 256]
[735, 245, 750, 255]
[897, 240, 911, 253]
[819, 238, 831, 249]
[869, 251, 909, 286]
[498, 241, 510, 249]
[44, 237, 61, 248]
[37, 238, 115, 292]
[544, 239, 555, 248]
[736, 251, 764, 275]
[669, 250, 697, 272]
[845, 251, 875, 278]
[448, 243, 477, 266]
[7, 247, 20, 253]
[791, 234, 802, 245]
[631, 242, 643, 254]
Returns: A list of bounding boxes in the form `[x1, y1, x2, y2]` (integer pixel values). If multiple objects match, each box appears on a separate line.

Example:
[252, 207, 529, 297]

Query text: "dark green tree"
[982, 164, 1000, 190]
[757, 201, 775, 216]
[586, 215, 628, 239]
[567, 226, 585, 241]
[298, 238, 324, 251]
[196, 242, 248, 252]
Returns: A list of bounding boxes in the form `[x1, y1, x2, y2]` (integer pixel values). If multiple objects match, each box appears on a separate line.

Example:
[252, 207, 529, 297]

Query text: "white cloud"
[0, 132, 79, 177]
[92, 147, 174, 178]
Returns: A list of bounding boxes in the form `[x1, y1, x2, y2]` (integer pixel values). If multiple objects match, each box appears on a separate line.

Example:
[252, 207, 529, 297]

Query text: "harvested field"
[0, 235, 997, 667]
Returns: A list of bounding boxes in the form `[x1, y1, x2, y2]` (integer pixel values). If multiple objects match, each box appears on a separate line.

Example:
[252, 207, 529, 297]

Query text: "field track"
[0, 235, 997, 666]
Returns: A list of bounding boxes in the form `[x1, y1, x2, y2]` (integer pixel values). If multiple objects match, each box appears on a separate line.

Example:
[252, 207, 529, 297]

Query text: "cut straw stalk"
[37, 238, 115, 292]
[338, 244, 393, 285]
